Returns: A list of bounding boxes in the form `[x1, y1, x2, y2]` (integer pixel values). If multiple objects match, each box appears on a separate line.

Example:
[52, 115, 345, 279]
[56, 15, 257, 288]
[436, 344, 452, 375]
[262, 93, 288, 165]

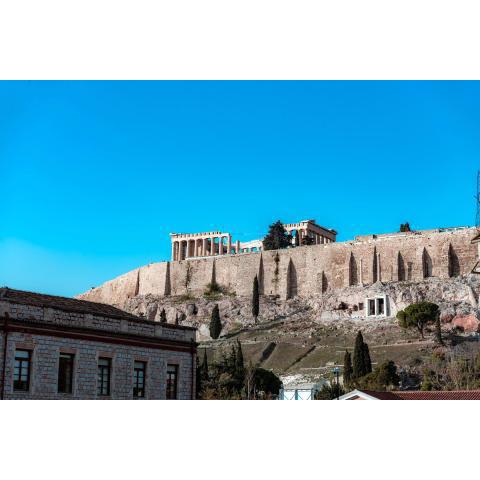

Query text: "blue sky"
[1, 81, 479, 297]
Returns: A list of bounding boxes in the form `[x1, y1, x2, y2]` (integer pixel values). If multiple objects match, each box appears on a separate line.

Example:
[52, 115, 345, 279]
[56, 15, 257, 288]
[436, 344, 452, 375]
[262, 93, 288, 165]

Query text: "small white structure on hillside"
[279, 381, 327, 400]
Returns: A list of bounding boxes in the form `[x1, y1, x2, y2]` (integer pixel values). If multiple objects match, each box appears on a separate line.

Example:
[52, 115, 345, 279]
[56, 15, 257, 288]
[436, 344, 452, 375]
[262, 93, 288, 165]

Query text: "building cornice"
[0, 317, 197, 354]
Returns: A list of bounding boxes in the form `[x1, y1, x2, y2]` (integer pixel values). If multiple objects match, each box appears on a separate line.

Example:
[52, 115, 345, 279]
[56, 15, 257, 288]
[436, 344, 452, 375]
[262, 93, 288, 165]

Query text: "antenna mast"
[476, 170, 480, 228]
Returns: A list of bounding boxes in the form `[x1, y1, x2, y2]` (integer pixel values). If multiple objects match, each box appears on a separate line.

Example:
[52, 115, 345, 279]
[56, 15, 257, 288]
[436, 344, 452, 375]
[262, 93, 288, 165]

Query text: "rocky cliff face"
[97, 275, 480, 383]
[108, 275, 480, 335]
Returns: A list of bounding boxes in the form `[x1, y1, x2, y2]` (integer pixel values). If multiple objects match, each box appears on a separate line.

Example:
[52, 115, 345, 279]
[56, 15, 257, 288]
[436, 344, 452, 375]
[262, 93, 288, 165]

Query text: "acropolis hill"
[79, 222, 478, 306]
[78, 221, 480, 379]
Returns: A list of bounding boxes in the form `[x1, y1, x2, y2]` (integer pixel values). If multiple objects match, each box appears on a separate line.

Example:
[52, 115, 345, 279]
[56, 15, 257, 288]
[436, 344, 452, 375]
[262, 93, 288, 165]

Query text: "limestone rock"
[451, 314, 480, 333]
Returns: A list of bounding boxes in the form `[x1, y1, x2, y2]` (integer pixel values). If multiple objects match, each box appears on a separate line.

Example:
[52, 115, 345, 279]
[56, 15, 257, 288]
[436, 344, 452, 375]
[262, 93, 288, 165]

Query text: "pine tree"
[353, 331, 366, 379]
[263, 221, 292, 250]
[209, 304, 222, 339]
[362, 343, 372, 374]
[160, 308, 167, 323]
[252, 275, 260, 323]
[343, 350, 353, 387]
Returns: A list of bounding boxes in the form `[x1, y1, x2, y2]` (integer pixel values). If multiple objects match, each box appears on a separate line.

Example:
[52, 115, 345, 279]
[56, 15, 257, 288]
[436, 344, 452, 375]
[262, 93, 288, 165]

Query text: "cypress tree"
[236, 340, 244, 370]
[343, 350, 353, 387]
[362, 343, 372, 374]
[209, 304, 222, 339]
[435, 312, 444, 345]
[252, 275, 260, 323]
[201, 349, 209, 382]
[353, 331, 366, 379]
[196, 356, 202, 398]
[228, 345, 237, 372]
[160, 308, 167, 323]
[235, 340, 245, 384]
[175, 312, 179, 325]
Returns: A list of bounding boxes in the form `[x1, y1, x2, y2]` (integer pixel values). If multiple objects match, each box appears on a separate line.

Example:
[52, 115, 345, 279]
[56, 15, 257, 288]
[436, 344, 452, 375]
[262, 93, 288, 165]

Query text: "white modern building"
[279, 381, 327, 400]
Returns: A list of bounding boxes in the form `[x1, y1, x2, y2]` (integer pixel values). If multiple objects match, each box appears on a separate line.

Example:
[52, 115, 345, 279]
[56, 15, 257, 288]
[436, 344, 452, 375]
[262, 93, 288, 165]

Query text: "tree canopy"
[197, 342, 281, 399]
[353, 331, 371, 379]
[315, 383, 345, 400]
[263, 221, 292, 251]
[356, 361, 400, 391]
[397, 302, 440, 339]
[343, 350, 353, 388]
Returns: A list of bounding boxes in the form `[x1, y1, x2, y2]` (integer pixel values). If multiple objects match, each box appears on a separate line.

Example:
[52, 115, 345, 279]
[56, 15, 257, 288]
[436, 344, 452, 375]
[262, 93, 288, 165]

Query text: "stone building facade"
[0, 288, 196, 400]
[80, 226, 479, 307]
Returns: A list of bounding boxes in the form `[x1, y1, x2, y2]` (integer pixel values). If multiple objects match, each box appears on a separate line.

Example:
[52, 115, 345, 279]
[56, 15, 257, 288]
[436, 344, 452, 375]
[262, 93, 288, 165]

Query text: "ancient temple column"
[298, 230, 303, 246]
[210, 237, 215, 255]
[202, 238, 207, 257]
[227, 235, 232, 255]
[218, 237, 223, 255]
[236, 240, 240, 253]
[171, 242, 176, 261]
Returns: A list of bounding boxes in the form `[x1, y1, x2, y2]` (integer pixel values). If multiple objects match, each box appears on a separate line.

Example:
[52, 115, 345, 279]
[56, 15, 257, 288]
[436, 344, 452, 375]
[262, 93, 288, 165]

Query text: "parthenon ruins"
[170, 219, 337, 261]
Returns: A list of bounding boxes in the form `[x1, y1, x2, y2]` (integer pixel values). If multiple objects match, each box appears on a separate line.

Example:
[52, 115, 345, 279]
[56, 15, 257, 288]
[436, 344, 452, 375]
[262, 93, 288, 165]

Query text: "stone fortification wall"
[78, 228, 479, 305]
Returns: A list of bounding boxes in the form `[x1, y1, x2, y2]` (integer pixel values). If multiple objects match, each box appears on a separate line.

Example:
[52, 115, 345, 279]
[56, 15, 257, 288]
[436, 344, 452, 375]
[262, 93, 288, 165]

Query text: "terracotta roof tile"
[394, 390, 480, 400]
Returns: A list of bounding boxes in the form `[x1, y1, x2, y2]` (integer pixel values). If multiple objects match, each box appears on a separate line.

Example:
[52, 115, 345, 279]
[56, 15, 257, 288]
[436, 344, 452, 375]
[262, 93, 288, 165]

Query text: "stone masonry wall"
[0, 331, 193, 400]
[0, 298, 196, 399]
[78, 228, 478, 305]
[0, 300, 195, 343]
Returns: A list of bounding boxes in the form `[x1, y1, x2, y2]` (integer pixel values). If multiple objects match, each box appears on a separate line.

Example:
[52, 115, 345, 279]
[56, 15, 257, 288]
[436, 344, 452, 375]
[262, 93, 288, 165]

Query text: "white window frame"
[365, 295, 388, 317]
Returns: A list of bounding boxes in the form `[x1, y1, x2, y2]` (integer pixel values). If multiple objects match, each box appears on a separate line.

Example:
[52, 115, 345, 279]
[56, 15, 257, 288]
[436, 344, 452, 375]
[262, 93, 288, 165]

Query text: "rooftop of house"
[340, 389, 480, 400]
[0, 287, 138, 320]
[0, 287, 196, 330]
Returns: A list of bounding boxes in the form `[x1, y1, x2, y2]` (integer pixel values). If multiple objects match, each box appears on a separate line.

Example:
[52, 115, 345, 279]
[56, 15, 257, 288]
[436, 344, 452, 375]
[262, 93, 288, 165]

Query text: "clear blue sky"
[1, 81, 478, 297]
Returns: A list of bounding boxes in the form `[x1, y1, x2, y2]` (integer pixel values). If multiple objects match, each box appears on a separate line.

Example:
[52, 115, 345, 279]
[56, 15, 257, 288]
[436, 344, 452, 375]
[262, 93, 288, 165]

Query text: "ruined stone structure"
[79, 226, 479, 313]
[283, 219, 336, 246]
[169, 219, 335, 260]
